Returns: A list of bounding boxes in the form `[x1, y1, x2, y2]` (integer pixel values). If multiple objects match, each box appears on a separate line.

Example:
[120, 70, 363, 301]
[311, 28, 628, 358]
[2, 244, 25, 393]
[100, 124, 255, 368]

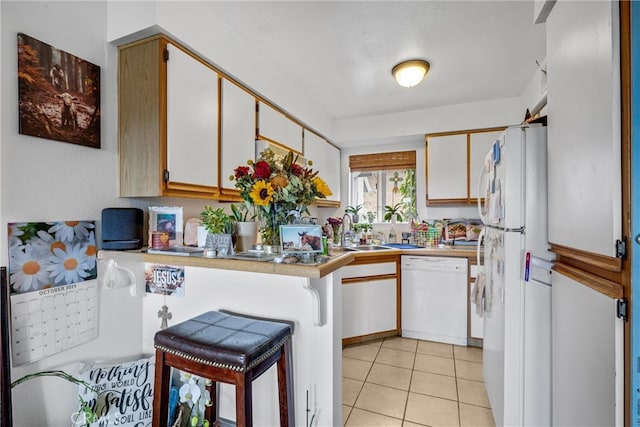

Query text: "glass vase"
[259, 202, 305, 248]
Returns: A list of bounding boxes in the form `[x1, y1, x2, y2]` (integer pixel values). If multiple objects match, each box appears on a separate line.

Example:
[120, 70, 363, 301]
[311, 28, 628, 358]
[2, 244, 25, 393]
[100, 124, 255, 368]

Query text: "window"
[349, 151, 416, 223]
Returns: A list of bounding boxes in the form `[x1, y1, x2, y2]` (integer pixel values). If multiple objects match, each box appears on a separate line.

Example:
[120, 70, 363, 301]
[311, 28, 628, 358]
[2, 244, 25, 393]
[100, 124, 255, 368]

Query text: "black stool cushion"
[154, 311, 291, 372]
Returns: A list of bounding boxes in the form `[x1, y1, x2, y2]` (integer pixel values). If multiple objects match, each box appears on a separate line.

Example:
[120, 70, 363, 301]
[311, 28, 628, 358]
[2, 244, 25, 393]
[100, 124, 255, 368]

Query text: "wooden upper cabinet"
[219, 78, 257, 200]
[304, 130, 341, 206]
[118, 35, 220, 199]
[426, 127, 505, 205]
[119, 34, 337, 202]
[257, 101, 303, 153]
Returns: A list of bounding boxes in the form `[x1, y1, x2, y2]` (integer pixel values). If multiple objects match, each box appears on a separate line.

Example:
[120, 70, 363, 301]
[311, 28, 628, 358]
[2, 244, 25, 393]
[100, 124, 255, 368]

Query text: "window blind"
[349, 150, 416, 172]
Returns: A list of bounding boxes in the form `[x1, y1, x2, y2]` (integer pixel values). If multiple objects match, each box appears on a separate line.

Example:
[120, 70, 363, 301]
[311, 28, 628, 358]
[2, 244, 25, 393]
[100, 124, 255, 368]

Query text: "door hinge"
[616, 237, 627, 260]
[163, 48, 169, 62]
[163, 169, 170, 182]
[617, 298, 628, 322]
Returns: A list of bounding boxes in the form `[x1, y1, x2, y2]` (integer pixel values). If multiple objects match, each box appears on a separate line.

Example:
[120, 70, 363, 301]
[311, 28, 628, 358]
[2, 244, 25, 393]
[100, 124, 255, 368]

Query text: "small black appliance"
[101, 207, 143, 250]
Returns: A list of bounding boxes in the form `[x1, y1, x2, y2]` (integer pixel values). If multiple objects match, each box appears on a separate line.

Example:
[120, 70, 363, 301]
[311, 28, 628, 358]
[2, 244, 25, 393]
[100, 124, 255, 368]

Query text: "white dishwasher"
[401, 255, 468, 345]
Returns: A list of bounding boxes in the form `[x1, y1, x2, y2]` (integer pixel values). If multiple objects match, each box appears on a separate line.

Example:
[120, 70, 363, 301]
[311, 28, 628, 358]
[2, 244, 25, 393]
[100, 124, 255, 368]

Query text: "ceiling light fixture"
[392, 59, 430, 88]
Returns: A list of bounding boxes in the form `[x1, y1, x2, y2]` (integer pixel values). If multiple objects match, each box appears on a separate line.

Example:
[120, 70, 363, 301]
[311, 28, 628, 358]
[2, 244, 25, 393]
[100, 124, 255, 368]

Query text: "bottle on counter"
[388, 225, 397, 243]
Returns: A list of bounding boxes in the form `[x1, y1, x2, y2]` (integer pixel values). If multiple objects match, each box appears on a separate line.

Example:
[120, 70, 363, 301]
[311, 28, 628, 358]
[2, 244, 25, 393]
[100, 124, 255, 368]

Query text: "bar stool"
[152, 310, 294, 427]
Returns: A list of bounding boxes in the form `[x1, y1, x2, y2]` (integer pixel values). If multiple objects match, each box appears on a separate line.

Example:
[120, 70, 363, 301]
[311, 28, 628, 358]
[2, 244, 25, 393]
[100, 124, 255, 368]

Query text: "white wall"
[333, 96, 522, 144]
[1, 2, 145, 425]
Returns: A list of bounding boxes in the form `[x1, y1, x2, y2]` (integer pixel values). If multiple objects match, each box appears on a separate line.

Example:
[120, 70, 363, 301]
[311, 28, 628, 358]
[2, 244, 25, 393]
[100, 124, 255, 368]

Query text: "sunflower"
[249, 180, 274, 206]
[313, 176, 333, 197]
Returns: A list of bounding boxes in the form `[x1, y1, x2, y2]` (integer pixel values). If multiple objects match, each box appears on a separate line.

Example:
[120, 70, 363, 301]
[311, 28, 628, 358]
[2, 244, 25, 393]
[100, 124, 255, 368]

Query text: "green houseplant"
[200, 206, 233, 234]
[200, 206, 235, 256]
[345, 204, 363, 223]
[384, 203, 404, 223]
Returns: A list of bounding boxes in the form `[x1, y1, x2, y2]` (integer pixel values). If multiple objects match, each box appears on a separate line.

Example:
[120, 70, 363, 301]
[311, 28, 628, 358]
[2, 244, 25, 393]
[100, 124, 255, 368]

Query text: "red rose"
[290, 163, 304, 176]
[254, 161, 271, 179]
[234, 166, 250, 179]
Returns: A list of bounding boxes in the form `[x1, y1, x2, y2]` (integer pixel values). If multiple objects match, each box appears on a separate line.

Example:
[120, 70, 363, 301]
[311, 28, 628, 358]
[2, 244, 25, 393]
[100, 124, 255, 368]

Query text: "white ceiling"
[205, 1, 546, 122]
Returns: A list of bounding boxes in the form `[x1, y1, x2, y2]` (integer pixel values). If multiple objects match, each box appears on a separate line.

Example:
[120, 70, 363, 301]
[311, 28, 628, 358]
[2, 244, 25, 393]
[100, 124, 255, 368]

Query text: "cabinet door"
[342, 279, 397, 339]
[220, 78, 256, 194]
[426, 134, 467, 202]
[546, 1, 621, 257]
[166, 43, 219, 189]
[304, 130, 341, 204]
[118, 38, 163, 197]
[469, 131, 502, 200]
[552, 273, 619, 426]
[258, 102, 303, 153]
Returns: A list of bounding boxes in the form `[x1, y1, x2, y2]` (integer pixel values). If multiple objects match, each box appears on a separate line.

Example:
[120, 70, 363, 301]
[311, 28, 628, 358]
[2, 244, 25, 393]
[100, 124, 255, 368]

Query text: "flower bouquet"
[326, 217, 343, 244]
[230, 149, 332, 247]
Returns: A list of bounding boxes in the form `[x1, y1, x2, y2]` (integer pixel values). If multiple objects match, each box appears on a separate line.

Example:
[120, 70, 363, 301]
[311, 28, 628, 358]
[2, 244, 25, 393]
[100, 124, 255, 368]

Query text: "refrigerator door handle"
[477, 227, 486, 269]
[478, 163, 488, 224]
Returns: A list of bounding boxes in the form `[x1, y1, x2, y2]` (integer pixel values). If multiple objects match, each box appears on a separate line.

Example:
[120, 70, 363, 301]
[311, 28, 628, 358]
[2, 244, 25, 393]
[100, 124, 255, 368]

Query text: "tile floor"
[342, 337, 496, 426]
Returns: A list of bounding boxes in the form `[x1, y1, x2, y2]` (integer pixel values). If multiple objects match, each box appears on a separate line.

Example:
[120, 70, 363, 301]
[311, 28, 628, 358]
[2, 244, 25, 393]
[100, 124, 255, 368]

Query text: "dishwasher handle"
[402, 257, 468, 273]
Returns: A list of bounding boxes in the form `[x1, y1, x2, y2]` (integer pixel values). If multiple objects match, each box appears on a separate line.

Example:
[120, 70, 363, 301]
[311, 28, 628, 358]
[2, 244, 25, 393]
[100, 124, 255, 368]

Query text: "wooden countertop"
[99, 245, 479, 279]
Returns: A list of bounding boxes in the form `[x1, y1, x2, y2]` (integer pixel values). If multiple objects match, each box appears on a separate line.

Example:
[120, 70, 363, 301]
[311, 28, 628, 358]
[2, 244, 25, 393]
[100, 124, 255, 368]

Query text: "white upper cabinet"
[546, 0, 621, 257]
[426, 128, 506, 205]
[166, 42, 219, 189]
[469, 131, 503, 199]
[118, 35, 220, 199]
[257, 101, 303, 153]
[426, 133, 468, 203]
[220, 78, 256, 196]
[304, 130, 341, 205]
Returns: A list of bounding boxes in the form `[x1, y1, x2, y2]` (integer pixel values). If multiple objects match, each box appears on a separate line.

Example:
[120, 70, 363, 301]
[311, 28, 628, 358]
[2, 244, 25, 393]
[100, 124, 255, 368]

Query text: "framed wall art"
[17, 33, 100, 148]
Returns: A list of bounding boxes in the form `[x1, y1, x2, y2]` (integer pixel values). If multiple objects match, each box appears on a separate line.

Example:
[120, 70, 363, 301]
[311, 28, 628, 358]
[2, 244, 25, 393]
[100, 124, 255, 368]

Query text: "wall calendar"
[10, 280, 98, 365]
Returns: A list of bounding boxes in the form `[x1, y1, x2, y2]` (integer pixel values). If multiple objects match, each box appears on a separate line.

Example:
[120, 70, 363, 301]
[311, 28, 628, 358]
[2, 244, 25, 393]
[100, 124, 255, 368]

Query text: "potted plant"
[345, 204, 363, 223]
[366, 211, 376, 224]
[384, 203, 404, 223]
[200, 206, 234, 256]
[230, 203, 258, 252]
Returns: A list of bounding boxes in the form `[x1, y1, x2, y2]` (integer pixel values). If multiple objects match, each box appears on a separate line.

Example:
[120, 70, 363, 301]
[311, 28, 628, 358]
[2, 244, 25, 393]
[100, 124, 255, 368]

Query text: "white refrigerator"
[477, 124, 553, 427]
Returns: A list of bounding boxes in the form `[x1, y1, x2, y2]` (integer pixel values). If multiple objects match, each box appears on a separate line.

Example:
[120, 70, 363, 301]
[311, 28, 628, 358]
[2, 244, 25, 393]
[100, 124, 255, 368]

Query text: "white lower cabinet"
[342, 279, 397, 339]
[341, 261, 398, 340]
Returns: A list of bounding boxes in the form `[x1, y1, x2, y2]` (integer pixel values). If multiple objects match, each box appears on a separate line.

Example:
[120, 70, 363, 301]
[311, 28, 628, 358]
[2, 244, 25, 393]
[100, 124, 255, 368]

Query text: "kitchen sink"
[343, 245, 392, 251]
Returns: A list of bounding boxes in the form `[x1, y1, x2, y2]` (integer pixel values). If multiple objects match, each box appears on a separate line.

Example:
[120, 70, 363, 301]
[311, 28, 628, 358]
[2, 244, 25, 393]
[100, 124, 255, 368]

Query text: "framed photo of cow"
[280, 224, 324, 255]
[17, 33, 100, 148]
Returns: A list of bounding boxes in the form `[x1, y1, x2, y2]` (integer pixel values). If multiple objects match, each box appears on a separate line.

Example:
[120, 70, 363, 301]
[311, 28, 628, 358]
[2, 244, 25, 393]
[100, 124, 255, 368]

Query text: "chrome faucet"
[341, 213, 353, 247]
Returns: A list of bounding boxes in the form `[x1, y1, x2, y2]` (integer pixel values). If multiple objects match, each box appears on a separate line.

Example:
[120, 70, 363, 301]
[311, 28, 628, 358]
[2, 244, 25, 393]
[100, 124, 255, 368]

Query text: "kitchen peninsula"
[98, 245, 478, 425]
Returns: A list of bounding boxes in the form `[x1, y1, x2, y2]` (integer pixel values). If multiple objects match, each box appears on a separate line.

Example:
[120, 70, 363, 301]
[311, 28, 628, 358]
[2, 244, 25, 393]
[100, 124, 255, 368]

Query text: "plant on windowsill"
[345, 204, 363, 223]
[384, 203, 404, 223]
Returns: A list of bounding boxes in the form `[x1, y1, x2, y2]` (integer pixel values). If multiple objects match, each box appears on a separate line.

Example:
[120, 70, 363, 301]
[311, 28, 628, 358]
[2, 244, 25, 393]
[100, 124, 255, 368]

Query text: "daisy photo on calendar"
[7, 220, 97, 293]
